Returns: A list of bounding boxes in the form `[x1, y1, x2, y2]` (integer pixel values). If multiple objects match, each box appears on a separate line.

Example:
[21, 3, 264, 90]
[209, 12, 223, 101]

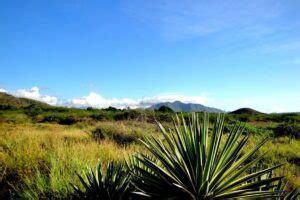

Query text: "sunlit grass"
[0, 122, 146, 198]
[0, 120, 299, 198]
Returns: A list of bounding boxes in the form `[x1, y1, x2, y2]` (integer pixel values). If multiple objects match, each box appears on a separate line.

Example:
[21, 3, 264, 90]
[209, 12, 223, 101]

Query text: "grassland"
[0, 95, 299, 199]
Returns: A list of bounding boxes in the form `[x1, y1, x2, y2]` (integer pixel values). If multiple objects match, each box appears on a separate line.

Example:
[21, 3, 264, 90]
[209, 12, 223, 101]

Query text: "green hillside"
[0, 92, 50, 109]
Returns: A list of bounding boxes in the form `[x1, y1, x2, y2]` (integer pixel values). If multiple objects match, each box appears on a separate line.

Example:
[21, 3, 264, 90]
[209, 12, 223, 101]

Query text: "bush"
[152, 112, 173, 123]
[103, 106, 119, 112]
[0, 105, 16, 110]
[91, 123, 139, 145]
[114, 110, 143, 121]
[41, 115, 78, 125]
[273, 123, 300, 139]
[90, 113, 107, 121]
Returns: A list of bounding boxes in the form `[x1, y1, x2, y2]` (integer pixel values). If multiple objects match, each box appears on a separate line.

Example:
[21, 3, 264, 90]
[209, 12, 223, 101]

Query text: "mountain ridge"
[149, 101, 224, 113]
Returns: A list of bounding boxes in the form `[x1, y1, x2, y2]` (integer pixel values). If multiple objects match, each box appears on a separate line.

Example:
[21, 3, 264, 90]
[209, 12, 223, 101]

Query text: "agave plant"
[272, 179, 299, 199]
[248, 163, 299, 199]
[71, 161, 130, 200]
[130, 113, 284, 199]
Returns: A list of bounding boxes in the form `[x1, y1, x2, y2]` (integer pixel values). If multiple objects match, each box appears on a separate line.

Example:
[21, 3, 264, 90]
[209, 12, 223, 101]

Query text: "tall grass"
[0, 123, 145, 198]
[0, 119, 299, 198]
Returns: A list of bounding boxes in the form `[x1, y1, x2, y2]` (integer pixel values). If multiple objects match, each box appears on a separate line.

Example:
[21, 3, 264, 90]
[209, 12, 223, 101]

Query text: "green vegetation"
[129, 114, 284, 199]
[0, 94, 299, 199]
[157, 105, 174, 112]
[72, 162, 131, 199]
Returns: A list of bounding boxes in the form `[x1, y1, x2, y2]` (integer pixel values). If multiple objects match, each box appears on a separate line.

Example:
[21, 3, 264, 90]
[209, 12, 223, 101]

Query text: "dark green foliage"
[41, 114, 78, 125]
[86, 107, 96, 111]
[24, 104, 44, 117]
[157, 105, 174, 112]
[92, 127, 137, 145]
[248, 163, 299, 199]
[273, 123, 300, 139]
[71, 162, 131, 200]
[153, 112, 173, 123]
[104, 106, 119, 112]
[0, 104, 16, 110]
[230, 108, 264, 115]
[114, 109, 144, 121]
[90, 113, 107, 121]
[130, 113, 284, 199]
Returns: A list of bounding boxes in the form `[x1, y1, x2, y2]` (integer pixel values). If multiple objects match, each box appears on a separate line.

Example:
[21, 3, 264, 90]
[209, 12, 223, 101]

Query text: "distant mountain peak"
[150, 101, 223, 113]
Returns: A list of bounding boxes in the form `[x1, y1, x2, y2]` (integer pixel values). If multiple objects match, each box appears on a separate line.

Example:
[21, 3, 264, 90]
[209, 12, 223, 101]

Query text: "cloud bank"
[1, 86, 208, 109]
[70, 92, 208, 109]
[1, 86, 299, 113]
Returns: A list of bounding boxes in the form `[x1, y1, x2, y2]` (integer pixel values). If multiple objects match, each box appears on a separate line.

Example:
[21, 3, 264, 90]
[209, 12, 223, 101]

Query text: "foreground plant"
[130, 113, 284, 199]
[248, 163, 299, 199]
[71, 162, 130, 200]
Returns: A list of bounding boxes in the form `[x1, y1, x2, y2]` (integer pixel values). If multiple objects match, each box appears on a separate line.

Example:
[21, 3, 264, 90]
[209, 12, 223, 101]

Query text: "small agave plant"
[129, 113, 286, 199]
[71, 161, 130, 200]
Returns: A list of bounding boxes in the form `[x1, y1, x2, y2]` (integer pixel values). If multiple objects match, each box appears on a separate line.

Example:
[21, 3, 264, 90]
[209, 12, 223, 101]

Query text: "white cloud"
[71, 92, 139, 109]
[70, 92, 209, 109]
[2, 86, 299, 113]
[15, 87, 58, 106]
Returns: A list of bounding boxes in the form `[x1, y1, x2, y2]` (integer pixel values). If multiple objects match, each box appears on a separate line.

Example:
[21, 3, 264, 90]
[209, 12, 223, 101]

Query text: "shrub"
[273, 123, 300, 139]
[0, 104, 16, 110]
[86, 107, 95, 111]
[114, 110, 143, 121]
[152, 112, 173, 123]
[92, 127, 137, 145]
[90, 113, 107, 121]
[41, 115, 78, 125]
[103, 107, 119, 112]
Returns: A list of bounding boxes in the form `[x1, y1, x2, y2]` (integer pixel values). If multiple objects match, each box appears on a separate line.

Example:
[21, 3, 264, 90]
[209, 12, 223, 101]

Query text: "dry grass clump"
[0, 123, 146, 198]
[90, 121, 159, 145]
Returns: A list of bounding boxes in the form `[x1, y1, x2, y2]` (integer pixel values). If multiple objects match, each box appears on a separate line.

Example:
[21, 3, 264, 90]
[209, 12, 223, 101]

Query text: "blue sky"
[0, 0, 300, 112]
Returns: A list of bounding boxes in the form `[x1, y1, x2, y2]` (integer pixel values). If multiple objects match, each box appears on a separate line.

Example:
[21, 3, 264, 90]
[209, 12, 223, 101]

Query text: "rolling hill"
[230, 108, 264, 115]
[0, 92, 50, 109]
[150, 101, 223, 113]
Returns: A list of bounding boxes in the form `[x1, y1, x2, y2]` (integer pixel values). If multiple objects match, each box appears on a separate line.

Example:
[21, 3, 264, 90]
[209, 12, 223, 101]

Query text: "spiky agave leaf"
[130, 113, 284, 199]
[71, 161, 130, 200]
[248, 162, 299, 199]
[273, 179, 299, 200]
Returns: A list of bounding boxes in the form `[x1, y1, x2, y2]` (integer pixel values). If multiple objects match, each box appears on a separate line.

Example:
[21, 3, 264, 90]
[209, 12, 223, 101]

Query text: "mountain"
[157, 105, 174, 112]
[0, 92, 50, 109]
[150, 101, 223, 113]
[230, 108, 264, 115]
